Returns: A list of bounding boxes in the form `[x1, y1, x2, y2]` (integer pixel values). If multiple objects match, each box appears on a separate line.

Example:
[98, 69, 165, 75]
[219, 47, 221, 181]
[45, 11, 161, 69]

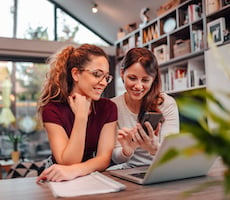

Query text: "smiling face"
[71, 55, 110, 100]
[121, 62, 154, 103]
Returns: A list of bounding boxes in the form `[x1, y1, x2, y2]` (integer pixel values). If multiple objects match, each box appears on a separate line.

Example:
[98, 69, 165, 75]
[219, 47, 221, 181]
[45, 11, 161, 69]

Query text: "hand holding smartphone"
[140, 112, 163, 134]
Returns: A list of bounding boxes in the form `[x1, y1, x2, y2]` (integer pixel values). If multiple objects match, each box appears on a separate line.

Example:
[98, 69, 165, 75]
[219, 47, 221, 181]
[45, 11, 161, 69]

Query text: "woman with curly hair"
[37, 44, 117, 182]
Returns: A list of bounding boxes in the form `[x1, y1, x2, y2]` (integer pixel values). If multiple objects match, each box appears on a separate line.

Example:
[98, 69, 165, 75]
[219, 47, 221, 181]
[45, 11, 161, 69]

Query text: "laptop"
[109, 133, 218, 185]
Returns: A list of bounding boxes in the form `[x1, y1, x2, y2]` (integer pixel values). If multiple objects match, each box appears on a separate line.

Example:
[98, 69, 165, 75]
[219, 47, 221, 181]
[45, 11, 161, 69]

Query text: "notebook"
[109, 133, 217, 185]
[49, 171, 126, 197]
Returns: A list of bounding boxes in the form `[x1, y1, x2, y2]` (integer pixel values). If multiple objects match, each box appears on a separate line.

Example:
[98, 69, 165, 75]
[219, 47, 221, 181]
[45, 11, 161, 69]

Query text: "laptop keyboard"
[129, 172, 146, 179]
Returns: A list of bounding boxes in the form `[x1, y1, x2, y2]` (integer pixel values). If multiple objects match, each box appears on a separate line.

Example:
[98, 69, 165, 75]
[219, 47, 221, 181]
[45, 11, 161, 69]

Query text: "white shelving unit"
[115, 0, 230, 95]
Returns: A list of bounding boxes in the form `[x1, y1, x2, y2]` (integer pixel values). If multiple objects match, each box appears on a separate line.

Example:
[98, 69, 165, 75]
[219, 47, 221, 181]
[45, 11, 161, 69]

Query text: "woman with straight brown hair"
[110, 47, 179, 169]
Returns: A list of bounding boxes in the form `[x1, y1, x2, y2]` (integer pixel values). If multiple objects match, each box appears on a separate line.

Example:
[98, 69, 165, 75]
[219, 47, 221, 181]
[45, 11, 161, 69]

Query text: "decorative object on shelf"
[139, 7, 150, 28]
[205, 0, 220, 15]
[117, 28, 126, 40]
[157, 0, 181, 17]
[125, 23, 137, 33]
[173, 39, 191, 58]
[207, 17, 226, 45]
[154, 44, 169, 64]
[163, 17, 176, 34]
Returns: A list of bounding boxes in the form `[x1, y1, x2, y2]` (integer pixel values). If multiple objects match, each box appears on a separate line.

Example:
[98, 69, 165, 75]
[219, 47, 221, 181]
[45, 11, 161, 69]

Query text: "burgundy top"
[42, 98, 117, 161]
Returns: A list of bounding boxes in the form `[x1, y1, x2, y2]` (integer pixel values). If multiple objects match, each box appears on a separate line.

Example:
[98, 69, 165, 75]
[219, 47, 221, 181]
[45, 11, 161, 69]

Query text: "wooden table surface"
[0, 157, 229, 200]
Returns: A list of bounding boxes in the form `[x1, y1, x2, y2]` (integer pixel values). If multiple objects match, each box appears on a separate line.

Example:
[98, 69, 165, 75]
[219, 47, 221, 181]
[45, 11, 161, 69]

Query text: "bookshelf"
[115, 0, 230, 94]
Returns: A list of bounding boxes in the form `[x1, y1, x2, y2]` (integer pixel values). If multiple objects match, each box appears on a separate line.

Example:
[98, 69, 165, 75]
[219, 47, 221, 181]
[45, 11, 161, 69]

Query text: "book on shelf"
[161, 72, 169, 92]
[190, 69, 197, 87]
[188, 4, 201, 23]
[48, 171, 126, 198]
[191, 30, 204, 52]
[188, 58, 205, 87]
[169, 67, 188, 91]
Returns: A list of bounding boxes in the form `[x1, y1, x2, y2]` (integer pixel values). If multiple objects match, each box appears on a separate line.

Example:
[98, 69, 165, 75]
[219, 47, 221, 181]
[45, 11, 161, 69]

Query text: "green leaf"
[155, 148, 179, 166]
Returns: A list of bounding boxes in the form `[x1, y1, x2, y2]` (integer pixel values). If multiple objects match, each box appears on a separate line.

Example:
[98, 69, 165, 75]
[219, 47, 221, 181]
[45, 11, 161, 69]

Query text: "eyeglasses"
[80, 69, 113, 84]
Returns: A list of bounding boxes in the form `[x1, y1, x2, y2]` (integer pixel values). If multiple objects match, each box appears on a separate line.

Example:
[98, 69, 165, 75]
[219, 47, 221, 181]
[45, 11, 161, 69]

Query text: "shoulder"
[111, 94, 124, 106]
[43, 101, 68, 110]
[95, 98, 118, 121]
[159, 93, 178, 114]
[42, 101, 70, 115]
[161, 93, 177, 106]
[42, 101, 71, 123]
[96, 98, 117, 111]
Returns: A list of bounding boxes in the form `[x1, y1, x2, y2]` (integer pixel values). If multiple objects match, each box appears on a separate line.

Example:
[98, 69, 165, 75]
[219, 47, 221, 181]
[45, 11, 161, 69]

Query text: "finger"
[144, 121, 155, 138]
[136, 123, 149, 140]
[47, 167, 61, 182]
[132, 127, 144, 144]
[155, 123, 162, 136]
[36, 174, 47, 183]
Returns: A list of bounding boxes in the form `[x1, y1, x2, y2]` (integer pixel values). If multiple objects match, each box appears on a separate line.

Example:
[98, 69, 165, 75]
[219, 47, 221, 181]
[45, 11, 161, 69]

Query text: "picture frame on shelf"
[207, 17, 226, 45]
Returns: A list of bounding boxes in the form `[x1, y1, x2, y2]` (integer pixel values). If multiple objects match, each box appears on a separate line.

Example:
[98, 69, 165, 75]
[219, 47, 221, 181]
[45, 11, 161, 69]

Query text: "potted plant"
[7, 129, 22, 163]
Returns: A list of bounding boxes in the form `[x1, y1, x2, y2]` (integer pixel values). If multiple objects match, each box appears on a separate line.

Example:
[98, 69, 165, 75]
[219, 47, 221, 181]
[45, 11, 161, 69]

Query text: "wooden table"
[0, 157, 229, 200]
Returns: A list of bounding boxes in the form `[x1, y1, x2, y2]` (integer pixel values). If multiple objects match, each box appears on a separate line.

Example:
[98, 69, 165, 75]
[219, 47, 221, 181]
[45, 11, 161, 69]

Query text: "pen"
[38, 176, 48, 184]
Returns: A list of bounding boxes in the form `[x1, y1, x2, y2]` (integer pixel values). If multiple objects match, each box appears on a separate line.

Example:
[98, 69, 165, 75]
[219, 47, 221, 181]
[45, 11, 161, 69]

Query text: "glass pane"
[56, 8, 79, 42]
[76, 24, 109, 46]
[17, 0, 54, 40]
[57, 8, 109, 46]
[0, 0, 14, 38]
[0, 61, 50, 160]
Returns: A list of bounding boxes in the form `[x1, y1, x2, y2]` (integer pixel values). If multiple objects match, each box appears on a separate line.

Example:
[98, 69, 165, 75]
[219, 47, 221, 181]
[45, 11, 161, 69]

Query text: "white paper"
[49, 171, 126, 198]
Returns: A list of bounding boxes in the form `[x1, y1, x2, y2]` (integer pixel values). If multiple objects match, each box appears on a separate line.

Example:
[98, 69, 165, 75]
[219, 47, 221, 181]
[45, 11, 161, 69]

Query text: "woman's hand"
[36, 164, 78, 183]
[117, 128, 139, 157]
[134, 122, 161, 155]
[68, 93, 91, 116]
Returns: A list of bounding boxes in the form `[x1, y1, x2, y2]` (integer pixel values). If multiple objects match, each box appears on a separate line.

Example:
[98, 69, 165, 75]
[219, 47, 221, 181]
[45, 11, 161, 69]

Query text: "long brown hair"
[121, 47, 163, 122]
[37, 44, 108, 115]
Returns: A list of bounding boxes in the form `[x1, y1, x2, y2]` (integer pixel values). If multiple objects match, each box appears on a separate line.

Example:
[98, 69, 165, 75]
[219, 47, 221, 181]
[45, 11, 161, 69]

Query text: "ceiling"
[50, 0, 165, 45]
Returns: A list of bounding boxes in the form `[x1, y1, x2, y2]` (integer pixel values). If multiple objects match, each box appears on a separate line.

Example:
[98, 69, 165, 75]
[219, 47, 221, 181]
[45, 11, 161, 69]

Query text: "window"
[56, 8, 109, 46]
[0, 0, 109, 45]
[0, 0, 14, 38]
[17, 0, 55, 40]
[0, 62, 50, 159]
[0, 0, 111, 160]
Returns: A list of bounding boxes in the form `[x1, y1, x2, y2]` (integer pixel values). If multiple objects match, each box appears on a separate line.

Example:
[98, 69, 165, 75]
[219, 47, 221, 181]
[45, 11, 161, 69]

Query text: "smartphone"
[140, 112, 163, 134]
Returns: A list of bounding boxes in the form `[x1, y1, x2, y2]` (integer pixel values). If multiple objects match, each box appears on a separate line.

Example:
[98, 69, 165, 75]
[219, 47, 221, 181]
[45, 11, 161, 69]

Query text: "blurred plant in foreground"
[176, 36, 230, 193]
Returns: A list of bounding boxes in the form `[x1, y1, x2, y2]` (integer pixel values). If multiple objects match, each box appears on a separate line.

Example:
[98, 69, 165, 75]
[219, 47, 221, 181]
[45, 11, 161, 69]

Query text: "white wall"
[205, 43, 230, 128]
